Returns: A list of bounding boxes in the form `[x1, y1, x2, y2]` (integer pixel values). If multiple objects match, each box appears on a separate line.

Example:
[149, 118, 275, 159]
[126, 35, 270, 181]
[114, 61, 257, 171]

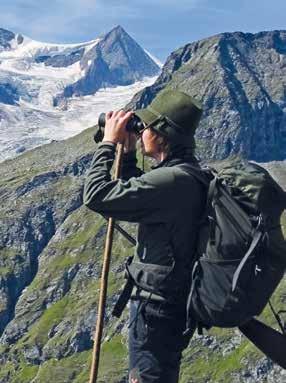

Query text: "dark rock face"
[127, 30, 286, 162]
[0, 28, 21, 105]
[0, 152, 90, 338]
[35, 48, 85, 67]
[0, 28, 15, 50]
[54, 25, 160, 105]
[0, 83, 19, 105]
[90, 25, 159, 80]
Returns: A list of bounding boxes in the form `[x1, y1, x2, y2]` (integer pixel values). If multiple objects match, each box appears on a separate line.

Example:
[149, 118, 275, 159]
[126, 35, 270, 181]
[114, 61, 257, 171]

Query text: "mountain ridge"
[127, 29, 286, 161]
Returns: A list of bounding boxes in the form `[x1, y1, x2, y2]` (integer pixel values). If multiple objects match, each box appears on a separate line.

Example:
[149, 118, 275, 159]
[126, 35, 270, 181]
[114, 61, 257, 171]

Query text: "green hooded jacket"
[83, 142, 205, 301]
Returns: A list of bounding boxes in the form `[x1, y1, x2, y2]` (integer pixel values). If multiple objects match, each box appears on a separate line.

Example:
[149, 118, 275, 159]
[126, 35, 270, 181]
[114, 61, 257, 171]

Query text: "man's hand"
[102, 110, 134, 145]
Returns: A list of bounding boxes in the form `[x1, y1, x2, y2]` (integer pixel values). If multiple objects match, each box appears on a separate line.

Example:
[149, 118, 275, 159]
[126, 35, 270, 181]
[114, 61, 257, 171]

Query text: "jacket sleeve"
[121, 150, 144, 180]
[83, 142, 175, 223]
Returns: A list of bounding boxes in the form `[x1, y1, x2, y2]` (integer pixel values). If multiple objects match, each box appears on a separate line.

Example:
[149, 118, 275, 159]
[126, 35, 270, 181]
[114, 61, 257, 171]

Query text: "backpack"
[181, 156, 286, 333]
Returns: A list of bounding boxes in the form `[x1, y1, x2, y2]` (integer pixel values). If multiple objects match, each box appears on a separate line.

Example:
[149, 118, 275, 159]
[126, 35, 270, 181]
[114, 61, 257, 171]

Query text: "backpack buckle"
[255, 264, 262, 276]
[208, 216, 216, 245]
[256, 214, 265, 230]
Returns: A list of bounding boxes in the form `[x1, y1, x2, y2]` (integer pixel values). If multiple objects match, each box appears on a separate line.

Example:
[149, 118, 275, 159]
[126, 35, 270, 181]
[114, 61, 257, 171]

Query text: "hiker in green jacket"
[84, 89, 205, 383]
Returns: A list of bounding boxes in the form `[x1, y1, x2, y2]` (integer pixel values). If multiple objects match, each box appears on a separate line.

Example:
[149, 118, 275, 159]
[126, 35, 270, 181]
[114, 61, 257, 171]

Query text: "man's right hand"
[102, 110, 134, 145]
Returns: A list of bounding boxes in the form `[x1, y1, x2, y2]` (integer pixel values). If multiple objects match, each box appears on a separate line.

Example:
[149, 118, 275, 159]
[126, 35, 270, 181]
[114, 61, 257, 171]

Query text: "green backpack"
[181, 157, 286, 333]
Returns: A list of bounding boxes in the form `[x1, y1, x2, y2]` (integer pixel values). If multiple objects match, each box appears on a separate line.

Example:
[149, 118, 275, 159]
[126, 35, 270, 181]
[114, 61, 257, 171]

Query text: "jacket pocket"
[127, 261, 174, 298]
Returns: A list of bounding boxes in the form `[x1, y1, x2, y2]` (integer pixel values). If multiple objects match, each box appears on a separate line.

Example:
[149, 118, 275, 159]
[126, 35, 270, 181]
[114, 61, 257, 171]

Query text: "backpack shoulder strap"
[177, 163, 213, 187]
[178, 164, 219, 214]
[232, 227, 264, 291]
[239, 318, 286, 369]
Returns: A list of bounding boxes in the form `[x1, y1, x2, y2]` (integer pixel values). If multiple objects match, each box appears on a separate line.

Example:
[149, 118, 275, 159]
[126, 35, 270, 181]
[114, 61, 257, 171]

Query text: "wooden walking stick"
[89, 142, 125, 383]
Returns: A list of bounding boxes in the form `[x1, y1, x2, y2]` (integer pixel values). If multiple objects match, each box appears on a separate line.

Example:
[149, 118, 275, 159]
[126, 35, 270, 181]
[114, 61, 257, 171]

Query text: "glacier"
[0, 28, 160, 162]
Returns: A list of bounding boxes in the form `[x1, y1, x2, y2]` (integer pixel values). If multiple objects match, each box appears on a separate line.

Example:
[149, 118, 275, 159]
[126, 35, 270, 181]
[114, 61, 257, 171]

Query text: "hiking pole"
[89, 142, 125, 383]
[239, 318, 286, 369]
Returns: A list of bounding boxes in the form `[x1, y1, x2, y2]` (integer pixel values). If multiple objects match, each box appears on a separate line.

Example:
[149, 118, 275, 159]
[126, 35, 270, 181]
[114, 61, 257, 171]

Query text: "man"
[83, 89, 205, 383]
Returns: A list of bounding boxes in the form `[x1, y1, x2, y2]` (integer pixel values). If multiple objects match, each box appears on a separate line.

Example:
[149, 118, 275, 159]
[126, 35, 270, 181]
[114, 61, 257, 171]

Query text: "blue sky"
[0, 0, 285, 61]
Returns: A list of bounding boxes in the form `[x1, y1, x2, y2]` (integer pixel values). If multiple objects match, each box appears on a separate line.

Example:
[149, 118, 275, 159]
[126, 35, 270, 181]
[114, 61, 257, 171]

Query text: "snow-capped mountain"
[0, 26, 161, 162]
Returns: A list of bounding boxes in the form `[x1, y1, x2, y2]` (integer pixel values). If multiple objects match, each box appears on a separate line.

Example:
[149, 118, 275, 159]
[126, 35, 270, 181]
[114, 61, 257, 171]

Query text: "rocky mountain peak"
[101, 25, 140, 49]
[54, 25, 160, 103]
[0, 28, 15, 49]
[214, 29, 286, 54]
[0, 27, 24, 50]
[105, 24, 127, 38]
[98, 23, 159, 74]
[0, 27, 14, 38]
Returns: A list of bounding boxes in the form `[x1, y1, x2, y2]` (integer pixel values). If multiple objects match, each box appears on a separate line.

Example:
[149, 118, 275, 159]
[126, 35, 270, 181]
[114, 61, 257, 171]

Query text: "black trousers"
[128, 299, 191, 383]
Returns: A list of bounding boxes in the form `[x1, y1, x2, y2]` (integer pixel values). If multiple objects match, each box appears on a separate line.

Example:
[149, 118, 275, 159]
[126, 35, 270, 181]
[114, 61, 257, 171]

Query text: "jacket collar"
[151, 155, 198, 170]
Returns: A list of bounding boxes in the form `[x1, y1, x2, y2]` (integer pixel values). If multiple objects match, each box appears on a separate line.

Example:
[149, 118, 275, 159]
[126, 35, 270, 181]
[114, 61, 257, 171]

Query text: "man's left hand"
[102, 110, 134, 144]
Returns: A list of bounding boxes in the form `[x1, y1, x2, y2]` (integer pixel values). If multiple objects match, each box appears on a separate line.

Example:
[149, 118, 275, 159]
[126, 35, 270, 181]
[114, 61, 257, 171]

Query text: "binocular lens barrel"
[98, 112, 144, 134]
[98, 113, 106, 129]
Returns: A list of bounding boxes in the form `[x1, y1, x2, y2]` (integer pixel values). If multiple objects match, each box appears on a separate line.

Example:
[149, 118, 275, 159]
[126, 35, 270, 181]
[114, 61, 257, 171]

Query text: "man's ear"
[154, 133, 169, 153]
[156, 136, 165, 145]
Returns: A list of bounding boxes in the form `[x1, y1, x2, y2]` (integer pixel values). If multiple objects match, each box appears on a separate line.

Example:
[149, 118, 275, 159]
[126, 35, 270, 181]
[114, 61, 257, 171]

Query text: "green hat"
[135, 89, 203, 145]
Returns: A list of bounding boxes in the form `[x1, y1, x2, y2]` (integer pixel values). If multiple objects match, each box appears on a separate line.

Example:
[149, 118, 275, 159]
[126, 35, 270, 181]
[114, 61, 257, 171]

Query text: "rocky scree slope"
[0, 30, 285, 382]
[0, 128, 137, 383]
[128, 30, 286, 162]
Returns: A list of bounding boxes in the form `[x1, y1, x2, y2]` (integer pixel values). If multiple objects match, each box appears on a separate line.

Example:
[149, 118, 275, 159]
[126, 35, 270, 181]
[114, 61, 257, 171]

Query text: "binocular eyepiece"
[94, 112, 145, 143]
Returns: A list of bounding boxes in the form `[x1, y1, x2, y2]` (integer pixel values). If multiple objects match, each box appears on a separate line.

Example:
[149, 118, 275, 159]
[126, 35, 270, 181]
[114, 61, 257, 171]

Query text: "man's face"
[140, 126, 162, 158]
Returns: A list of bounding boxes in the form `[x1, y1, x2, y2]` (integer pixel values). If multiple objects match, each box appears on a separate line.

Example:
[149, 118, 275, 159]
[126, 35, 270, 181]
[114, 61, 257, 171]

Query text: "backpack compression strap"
[232, 227, 264, 291]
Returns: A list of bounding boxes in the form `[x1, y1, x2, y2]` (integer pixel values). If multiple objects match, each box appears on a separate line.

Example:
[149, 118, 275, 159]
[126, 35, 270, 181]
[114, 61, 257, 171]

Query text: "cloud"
[95, 0, 205, 17]
[142, 0, 203, 8]
[0, 0, 207, 43]
[1, 0, 285, 61]
[0, 0, 98, 39]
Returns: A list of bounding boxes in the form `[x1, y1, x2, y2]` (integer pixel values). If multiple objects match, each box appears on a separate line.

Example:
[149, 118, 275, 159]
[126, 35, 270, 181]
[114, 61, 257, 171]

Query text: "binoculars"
[94, 112, 145, 143]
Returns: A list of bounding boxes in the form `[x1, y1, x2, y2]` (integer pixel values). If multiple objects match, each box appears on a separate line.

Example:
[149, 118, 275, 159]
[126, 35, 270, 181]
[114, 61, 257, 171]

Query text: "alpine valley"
[0, 28, 285, 383]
